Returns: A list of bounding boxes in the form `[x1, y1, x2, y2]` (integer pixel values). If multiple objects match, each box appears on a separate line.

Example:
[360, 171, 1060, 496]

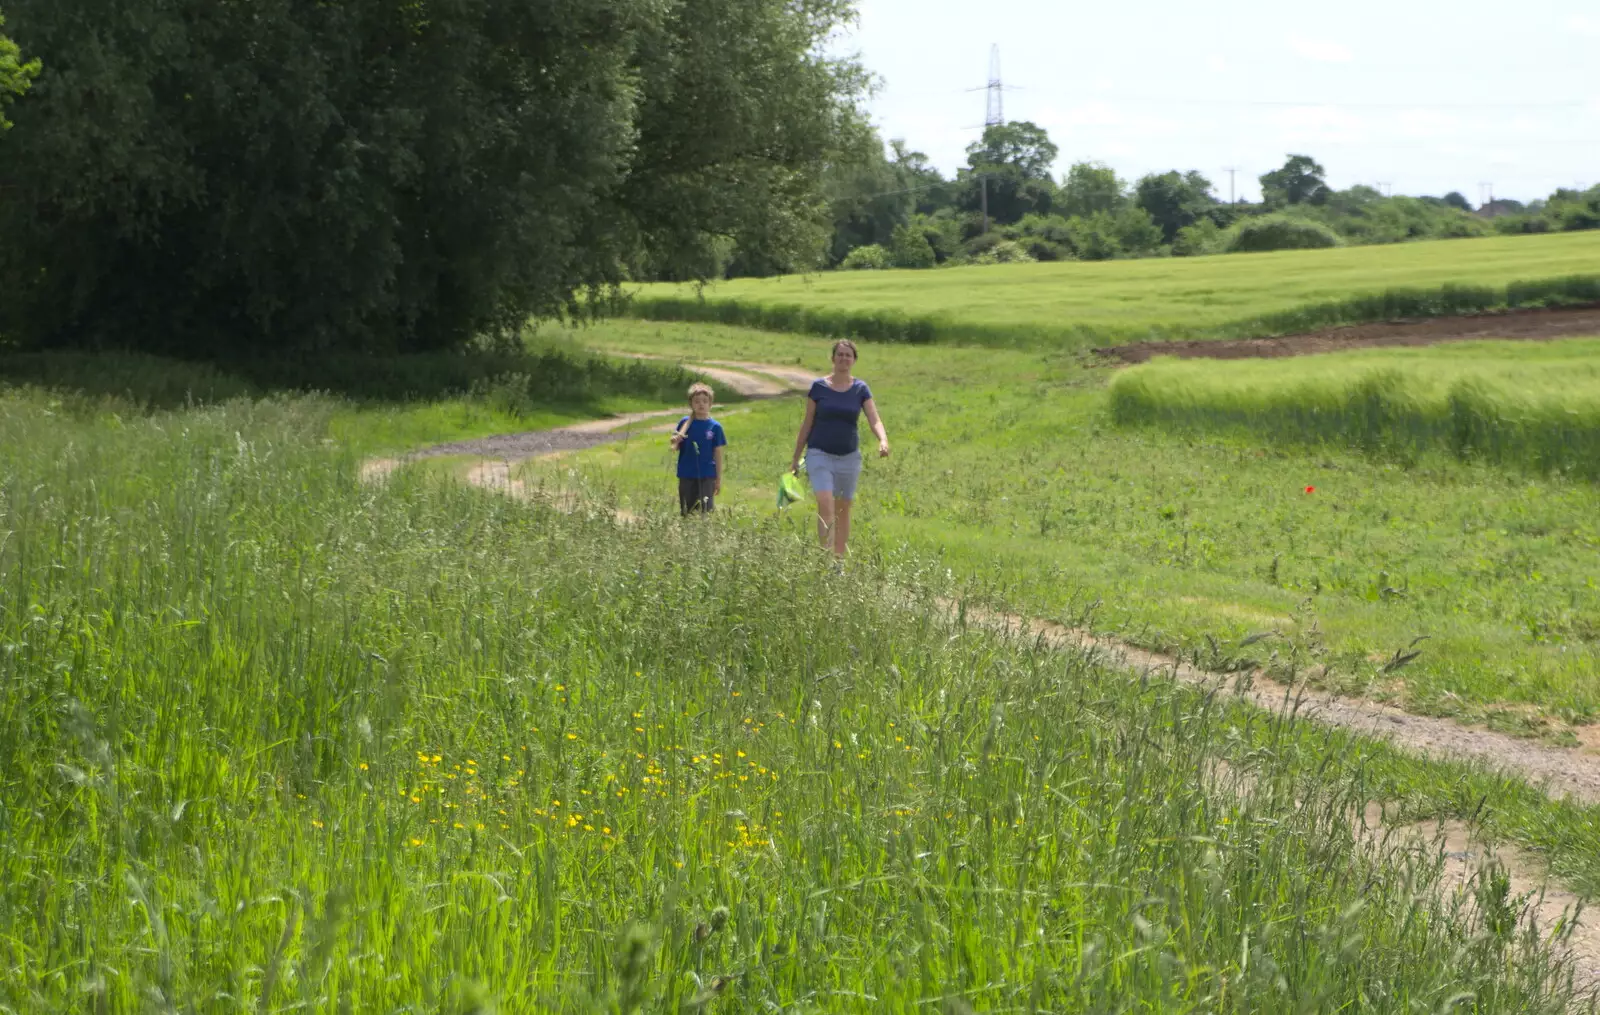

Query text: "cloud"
[1288, 35, 1353, 63]
[1264, 104, 1367, 144]
[1206, 55, 1228, 73]
[1569, 15, 1600, 36]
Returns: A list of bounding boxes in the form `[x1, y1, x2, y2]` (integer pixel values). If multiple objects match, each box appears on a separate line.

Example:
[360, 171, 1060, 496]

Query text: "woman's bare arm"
[863, 398, 889, 457]
[791, 399, 817, 472]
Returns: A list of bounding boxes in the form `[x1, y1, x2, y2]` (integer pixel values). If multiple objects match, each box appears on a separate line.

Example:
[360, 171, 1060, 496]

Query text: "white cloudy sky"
[830, 0, 1600, 202]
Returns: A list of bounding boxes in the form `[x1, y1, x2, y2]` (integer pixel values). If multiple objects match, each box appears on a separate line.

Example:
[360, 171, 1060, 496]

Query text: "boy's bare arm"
[714, 446, 724, 494]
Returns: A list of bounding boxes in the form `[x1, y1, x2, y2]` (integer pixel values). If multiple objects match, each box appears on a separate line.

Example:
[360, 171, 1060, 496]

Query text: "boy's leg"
[697, 477, 715, 513]
[678, 478, 697, 516]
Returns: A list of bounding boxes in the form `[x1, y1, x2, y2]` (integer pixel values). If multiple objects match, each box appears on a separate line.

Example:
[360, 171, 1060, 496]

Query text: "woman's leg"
[813, 490, 835, 549]
[833, 497, 852, 556]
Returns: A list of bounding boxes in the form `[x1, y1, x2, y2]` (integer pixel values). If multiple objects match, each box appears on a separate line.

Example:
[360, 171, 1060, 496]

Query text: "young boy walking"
[670, 382, 726, 515]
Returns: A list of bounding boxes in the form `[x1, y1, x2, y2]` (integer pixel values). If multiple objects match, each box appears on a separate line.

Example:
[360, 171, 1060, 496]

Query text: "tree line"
[814, 122, 1600, 273]
[0, 0, 869, 357]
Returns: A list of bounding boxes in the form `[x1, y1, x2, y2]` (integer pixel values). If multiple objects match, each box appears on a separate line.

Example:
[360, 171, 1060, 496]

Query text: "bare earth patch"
[1100, 304, 1600, 364]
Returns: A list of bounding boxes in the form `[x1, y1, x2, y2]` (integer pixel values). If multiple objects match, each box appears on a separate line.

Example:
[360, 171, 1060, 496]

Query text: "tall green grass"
[1109, 338, 1600, 479]
[1, 390, 1591, 1011]
[624, 231, 1600, 347]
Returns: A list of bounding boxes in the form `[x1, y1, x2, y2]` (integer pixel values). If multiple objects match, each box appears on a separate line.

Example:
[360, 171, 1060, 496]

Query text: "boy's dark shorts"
[678, 477, 716, 515]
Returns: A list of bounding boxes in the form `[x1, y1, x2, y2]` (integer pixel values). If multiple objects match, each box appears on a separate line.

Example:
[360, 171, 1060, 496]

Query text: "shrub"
[1172, 219, 1223, 257]
[840, 244, 891, 270]
[1226, 214, 1343, 253]
[970, 240, 1036, 265]
[889, 225, 937, 269]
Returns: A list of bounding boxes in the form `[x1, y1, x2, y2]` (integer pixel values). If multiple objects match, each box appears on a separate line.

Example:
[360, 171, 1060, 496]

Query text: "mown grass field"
[545, 320, 1600, 739]
[627, 231, 1600, 347]
[5, 384, 1600, 1012]
[1110, 339, 1600, 480]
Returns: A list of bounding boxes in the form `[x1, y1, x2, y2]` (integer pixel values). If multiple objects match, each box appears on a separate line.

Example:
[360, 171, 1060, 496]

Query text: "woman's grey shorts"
[805, 448, 863, 500]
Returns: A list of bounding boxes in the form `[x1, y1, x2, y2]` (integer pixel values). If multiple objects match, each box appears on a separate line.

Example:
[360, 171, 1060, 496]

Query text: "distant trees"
[1134, 170, 1216, 244]
[1260, 155, 1331, 208]
[0, 0, 867, 355]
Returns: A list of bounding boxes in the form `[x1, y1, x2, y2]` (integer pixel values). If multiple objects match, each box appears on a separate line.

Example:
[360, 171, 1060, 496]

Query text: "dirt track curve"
[1101, 304, 1600, 363]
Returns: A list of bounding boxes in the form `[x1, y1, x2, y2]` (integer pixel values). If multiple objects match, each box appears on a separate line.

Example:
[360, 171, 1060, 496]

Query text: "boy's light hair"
[687, 382, 715, 402]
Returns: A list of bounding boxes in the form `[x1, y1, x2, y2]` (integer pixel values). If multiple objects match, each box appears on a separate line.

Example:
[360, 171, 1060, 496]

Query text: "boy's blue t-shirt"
[675, 416, 726, 479]
[806, 378, 873, 455]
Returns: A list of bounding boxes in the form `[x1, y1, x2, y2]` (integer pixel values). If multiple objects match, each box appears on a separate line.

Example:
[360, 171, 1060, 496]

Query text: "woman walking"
[790, 340, 889, 558]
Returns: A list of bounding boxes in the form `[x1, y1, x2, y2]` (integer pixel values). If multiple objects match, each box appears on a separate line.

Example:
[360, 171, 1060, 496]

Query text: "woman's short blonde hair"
[687, 382, 715, 402]
[831, 339, 858, 360]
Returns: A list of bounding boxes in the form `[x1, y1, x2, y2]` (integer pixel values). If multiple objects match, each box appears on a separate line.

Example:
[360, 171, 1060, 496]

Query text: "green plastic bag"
[777, 470, 805, 508]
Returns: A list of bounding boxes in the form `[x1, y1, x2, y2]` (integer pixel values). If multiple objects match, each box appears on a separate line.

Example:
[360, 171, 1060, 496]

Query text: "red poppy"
[1304, 485, 1315, 494]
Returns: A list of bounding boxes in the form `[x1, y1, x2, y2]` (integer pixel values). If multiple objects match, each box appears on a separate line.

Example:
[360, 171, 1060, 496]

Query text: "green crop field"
[627, 231, 1600, 347]
[1110, 339, 1600, 480]
[5, 381, 1600, 1012]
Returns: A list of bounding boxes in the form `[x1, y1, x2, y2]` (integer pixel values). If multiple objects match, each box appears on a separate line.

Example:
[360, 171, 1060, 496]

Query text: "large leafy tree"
[958, 121, 1058, 227]
[0, 8, 37, 131]
[0, 0, 865, 355]
[1134, 170, 1215, 244]
[1260, 154, 1331, 208]
[1058, 162, 1127, 218]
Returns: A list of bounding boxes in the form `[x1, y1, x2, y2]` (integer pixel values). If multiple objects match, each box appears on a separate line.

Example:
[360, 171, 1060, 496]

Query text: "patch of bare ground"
[612, 352, 812, 395]
[1099, 304, 1600, 364]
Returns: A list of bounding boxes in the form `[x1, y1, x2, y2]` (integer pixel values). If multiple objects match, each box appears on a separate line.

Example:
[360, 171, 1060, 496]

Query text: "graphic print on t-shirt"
[675, 417, 726, 479]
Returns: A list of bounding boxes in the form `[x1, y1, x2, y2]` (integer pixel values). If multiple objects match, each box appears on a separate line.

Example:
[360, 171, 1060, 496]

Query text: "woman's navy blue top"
[807, 378, 873, 455]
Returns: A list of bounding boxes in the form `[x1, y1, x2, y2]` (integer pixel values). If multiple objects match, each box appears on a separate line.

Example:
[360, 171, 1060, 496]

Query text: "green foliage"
[1135, 170, 1216, 244]
[820, 130, 923, 270]
[1308, 187, 1489, 245]
[839, 243, 891, 270]
[0, 0, 863, 356]
[1495, 186, 1600, 237]
[956, 121, 1059, 226]
[1227, 213, 1343, 252]
[1058, 161, 1128, 218]
[964, 120, 1058, 180]
[1172, 218, 1224, 256]
[888, 223, 937, 268]
[1110, 339, 1600, 481]
[0, 9, 37, 131]
[969, 239, 1035, 264]
[1260, 154, 1331, 208]
[1001, 213, 1076, 261]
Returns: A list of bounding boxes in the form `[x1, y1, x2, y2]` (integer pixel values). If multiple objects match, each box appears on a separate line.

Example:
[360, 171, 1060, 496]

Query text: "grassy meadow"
[541, 320, 1600, 738]
[627, 230, 1600, 347]
[1110, 339, 1600, 480]
[4, 384, 1600, 1012]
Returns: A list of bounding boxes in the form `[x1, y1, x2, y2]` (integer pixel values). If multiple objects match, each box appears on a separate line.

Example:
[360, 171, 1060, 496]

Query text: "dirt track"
[1100, 304, 1600, 363]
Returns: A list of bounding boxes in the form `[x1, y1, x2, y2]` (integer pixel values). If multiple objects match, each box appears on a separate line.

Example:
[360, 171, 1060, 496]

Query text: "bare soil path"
[1101, 304, 1600, 363]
